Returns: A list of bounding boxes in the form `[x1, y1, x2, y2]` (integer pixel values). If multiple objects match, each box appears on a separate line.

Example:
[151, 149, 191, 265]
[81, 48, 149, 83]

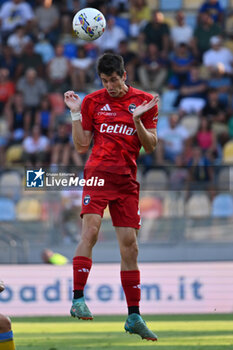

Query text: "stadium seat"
[115, 17, 130, 37]
[157, 115, 169, 135]
[143, 169, 168, 190]
[0, 198, 16, 221]
[160, 90, 179, 113]
[186, 193, 211, 217]
[180, 115, 199, 136]
[159, 0, 182, 11]
[217, 167, 230, 191]
[211, 193, 233, 218]
[16, 198, 42, 221]
[183, 0, 203, 10]
[0, 171, 22, 200]
[5, 145, 23, 165]
[223, 140, 233, 164]
[140, 195, 163, 219]
[185, 12, 198, 29]
[163, 192, 185, 217]
[219, 0, 229, 8]
[147, 0, 158, 10]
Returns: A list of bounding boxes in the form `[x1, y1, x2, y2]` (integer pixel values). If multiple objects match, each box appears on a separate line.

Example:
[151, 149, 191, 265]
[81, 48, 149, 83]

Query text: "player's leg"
[115, 227, 158, 341]
[115, 226, 140, 312]
[0, 314, 15, 350]
[71, 213, 102, 320]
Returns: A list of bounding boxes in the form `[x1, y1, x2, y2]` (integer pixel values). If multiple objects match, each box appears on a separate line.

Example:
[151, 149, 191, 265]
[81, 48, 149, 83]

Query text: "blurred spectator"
[5, 90, 30, 140]
[176, 65, 207, 114]
[138, 43, 167, 92]
[192, 11, 222, 59]
[118, 39, 138, 84]
[7, 25, 31, 56]
[60, 189, 82, 244]
[225, 11, 233, 52]
[129, 0, 151, 38]
[110, 0, 129, 13]
[16, 40, 44, 77]
[0, 45, 19, 80]
[201, 88, 225, 120]
[22, 124, 50, 166]
[61, 0, 82, 15]
[228, 115, 233, 138]
[47, 43, 71, 93]
[50, 122, 71, 166]
[0, 0, 35, 42]
[207, 66, 231, 105]
[17, 67, 48, 124]
[35, 95, 55, 136]
[34, 33, 55, 64]
[203, 36, 233, 75]
[95, 15, 126, 52]
[171, 10, 193, 47]
[186, 146, 214, 186]
[195, 118, 217, 155]
[41, 248, 69, 265]
[169, 154, 189, 190]
[157, 113, 190, 163]
[0, 68, 15, 114]
[170, 43, 195, 86]
[199, 0, 224, 24]
[35, 0, 59, 45]
[70, 45, 94, 91]
[140, 11, 170, 58]
[59, 13, 77, 45]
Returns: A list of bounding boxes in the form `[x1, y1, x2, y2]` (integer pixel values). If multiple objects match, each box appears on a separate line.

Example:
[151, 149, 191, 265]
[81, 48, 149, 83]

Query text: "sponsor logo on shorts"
[128, 103, 136, 113]
[84, 195, 91, 205]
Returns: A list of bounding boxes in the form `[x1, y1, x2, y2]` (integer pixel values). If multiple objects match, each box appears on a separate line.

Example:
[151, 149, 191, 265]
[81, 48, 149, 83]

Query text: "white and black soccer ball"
[72, 7, 106, 41]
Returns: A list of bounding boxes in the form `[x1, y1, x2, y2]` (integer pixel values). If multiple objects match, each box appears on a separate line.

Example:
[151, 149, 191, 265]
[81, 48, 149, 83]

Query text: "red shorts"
[80, 170, 141, 229]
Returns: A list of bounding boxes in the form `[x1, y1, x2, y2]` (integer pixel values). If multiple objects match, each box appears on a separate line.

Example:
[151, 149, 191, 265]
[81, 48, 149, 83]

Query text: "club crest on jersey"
[84, 195, 91, 205]
[128, 103, 136, 113]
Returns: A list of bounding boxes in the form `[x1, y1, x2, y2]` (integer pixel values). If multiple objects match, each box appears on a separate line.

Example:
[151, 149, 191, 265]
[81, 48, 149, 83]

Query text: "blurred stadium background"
[0, 0, 233, 329]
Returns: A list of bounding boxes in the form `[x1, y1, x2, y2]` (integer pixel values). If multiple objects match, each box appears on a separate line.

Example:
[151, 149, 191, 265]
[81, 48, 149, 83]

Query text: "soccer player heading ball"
[64, 53, 158, 341]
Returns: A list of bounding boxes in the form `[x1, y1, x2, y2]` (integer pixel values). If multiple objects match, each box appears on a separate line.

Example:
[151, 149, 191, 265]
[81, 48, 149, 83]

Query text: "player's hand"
[133, 95, 159, 122]
[64, 91, 82, 113]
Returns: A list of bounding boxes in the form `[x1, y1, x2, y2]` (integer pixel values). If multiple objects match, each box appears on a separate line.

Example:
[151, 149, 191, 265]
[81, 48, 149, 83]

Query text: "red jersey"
[81, 86, 158, 178]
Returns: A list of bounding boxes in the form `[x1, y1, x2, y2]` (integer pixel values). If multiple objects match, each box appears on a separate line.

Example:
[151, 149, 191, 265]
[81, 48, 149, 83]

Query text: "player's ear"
[123, 71, 127, 82]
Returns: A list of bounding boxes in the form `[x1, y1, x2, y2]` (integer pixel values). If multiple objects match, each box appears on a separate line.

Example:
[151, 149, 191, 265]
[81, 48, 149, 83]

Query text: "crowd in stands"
[0, 0, 233, 179]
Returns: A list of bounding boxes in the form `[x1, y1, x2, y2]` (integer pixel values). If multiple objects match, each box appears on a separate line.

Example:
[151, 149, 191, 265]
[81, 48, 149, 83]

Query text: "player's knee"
[121, 239, 138, 261]
[82, 226, 99, 247]
[0, 314, 11, 333]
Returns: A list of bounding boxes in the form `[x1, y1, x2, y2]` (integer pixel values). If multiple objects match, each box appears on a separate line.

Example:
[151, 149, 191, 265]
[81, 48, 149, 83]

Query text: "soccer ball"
[72, 7, 106, 41]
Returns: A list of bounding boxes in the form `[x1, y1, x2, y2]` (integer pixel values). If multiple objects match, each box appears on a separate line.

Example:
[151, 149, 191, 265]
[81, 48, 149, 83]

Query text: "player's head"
[97, 53, 125, 77]
[97, 53, 127, 97]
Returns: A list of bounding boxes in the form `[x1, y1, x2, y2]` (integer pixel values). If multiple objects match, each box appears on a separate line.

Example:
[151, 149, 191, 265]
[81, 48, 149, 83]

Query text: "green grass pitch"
[12, 314, 233, 350]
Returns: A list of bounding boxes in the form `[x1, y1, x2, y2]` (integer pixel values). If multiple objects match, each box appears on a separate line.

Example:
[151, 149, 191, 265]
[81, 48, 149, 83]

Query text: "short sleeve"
[141, 104, 158, 129]
[81, 96, 93, 131]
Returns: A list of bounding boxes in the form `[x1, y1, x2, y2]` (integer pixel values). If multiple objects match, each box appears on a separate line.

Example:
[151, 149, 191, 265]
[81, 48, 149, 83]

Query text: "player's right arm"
[64, 91, 92, 153]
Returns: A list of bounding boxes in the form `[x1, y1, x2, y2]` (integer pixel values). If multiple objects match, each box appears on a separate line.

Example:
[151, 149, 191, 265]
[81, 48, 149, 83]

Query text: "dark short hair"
[97, 53, 125, 77]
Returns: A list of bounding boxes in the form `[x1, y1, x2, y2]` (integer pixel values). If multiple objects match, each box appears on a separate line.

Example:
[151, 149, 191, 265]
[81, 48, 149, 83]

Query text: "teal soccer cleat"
[70, 297, 93, 320]
[124, 313, 158, 341]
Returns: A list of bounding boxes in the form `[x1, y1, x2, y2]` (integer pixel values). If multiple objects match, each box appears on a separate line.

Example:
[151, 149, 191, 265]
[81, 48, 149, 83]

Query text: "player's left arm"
[133, 95, 158, 153]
